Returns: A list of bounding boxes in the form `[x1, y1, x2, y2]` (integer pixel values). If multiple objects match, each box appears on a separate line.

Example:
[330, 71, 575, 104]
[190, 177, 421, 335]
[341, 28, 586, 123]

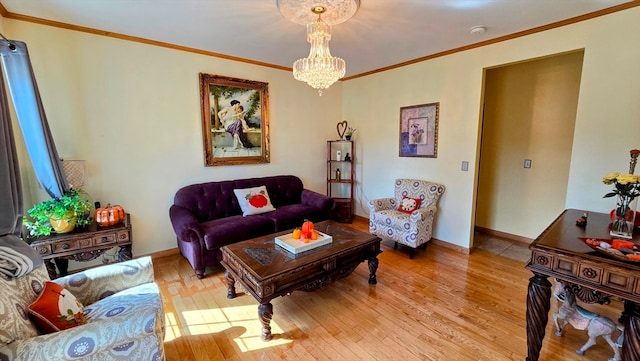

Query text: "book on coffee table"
[275, 231, 333, 254]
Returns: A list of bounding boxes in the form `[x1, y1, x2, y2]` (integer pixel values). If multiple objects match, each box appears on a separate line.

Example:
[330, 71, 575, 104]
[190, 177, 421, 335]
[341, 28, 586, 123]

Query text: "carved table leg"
[526, 272, 552, 361]
[620, 300, 640, 360]
[54, 258, 69, 277]
[368, 256, 379, 285]
[258, 302, 273, 341]
[117, 245, 133, 262]
[44, 259, 57, 279]
[224, 270, 237, 299]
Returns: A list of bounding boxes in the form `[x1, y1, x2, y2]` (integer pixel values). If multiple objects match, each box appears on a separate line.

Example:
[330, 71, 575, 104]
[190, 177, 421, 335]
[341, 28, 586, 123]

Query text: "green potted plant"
[24, 189, 93, 237]
[345, 127, 356, 141]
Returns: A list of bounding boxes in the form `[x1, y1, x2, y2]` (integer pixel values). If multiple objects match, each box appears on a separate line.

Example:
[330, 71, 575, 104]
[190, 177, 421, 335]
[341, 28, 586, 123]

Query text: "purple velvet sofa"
[169, 175, 334, 278]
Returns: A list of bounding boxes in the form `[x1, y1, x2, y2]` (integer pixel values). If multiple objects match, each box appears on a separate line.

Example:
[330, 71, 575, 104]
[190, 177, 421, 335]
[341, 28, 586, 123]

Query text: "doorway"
[475, 50, 585, 244]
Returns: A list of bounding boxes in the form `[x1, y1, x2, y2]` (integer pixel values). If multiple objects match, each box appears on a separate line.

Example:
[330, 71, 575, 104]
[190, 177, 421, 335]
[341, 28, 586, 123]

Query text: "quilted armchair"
[369, 179, 445, 258]
[0, 256, 165, 361]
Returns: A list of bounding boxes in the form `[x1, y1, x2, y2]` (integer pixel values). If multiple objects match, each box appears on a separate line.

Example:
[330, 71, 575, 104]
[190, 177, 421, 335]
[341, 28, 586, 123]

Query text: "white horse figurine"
[553, 282, 622, 361]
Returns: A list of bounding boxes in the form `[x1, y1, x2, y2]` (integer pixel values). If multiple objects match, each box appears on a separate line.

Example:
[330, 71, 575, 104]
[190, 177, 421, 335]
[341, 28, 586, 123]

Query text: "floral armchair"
[0, 256, 165, 361]
[368, 179, 445, 258]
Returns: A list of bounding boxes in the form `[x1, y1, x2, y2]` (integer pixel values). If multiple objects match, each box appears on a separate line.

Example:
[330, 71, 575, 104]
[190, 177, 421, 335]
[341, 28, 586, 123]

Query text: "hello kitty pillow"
[397, 196, 422, 214]
[233, 186, 276, 216]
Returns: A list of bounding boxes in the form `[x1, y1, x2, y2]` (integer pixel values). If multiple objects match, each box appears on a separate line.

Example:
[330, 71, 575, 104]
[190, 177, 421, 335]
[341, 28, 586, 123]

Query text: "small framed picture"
[399, 102, 439, 158]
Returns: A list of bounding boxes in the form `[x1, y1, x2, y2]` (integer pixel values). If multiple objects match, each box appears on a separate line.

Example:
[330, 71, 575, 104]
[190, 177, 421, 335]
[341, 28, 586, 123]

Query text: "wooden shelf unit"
[326, 140, 354, 223]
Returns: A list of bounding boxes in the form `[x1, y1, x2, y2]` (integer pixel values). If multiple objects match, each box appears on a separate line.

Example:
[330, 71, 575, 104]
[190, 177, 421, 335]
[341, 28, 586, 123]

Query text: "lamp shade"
[61, 160, 87, 189]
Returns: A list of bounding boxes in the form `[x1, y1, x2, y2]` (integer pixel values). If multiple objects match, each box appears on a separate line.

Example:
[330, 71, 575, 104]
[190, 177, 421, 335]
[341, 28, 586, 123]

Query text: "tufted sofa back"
[173, 175, 305, 222]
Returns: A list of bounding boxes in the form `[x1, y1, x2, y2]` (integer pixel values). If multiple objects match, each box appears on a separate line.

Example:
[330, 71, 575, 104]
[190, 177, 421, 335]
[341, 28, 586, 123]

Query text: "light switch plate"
[461, 161, 469, 171]
[524, 159, 532, 168]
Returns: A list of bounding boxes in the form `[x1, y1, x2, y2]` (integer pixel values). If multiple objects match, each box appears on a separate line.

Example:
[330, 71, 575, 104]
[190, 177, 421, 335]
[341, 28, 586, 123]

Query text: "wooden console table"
[526, 209, 640, 361]
[26, 214, 132, 279]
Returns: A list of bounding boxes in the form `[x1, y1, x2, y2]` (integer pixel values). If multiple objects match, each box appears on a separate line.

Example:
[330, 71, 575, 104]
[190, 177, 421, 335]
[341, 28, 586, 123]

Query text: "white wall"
[343, 7, 640, 248]
[5, 20, 343, 258]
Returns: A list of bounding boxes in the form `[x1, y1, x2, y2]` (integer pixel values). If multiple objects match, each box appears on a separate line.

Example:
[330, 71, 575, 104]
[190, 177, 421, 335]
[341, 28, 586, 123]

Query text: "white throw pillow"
[233, 186, 276, 216]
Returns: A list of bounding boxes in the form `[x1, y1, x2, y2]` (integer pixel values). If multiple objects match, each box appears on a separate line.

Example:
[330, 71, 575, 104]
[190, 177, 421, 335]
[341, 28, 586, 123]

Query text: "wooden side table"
[26, 214, 132, 279]
[526, 209, 640, 361]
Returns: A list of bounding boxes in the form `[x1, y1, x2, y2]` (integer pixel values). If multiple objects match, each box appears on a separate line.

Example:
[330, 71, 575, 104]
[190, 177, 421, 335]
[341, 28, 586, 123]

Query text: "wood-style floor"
[153, 219, 624, 361]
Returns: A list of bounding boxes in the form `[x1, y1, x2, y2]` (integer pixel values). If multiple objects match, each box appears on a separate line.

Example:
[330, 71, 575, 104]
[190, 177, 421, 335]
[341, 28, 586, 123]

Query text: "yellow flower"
[602, 172, 621, 185]
[617, 174, 640, 185]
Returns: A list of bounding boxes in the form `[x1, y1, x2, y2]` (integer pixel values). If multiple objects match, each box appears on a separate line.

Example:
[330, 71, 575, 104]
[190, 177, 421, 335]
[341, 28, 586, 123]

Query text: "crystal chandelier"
[277, 0, 359, 95]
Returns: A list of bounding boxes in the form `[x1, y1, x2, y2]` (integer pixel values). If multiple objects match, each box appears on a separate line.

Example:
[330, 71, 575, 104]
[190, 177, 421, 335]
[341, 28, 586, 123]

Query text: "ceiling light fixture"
[277, 0, 360, 95]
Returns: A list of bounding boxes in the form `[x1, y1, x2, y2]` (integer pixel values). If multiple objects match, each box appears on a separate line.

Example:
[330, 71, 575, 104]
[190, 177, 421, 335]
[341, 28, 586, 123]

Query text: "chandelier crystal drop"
[292, 8, 346, 96]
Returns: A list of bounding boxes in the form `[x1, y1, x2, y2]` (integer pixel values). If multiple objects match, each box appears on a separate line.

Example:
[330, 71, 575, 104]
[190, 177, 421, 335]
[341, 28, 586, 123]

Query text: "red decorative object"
[301, 219, 315, 239]
[95, 204, 125, 227]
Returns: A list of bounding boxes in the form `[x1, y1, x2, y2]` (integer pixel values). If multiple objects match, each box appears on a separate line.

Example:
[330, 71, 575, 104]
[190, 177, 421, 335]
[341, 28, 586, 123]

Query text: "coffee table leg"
[259, 302, 273, 341]
[224, 271, 237, 299]
[368, 256, 379, 284]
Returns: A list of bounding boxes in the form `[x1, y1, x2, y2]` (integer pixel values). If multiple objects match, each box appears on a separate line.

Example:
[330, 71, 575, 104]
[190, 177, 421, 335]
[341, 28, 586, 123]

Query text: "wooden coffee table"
[220, 220, 381, 341]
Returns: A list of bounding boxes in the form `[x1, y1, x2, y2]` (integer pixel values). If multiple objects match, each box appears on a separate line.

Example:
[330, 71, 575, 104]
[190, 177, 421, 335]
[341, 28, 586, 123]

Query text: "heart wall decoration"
[336, 120, 348, 140]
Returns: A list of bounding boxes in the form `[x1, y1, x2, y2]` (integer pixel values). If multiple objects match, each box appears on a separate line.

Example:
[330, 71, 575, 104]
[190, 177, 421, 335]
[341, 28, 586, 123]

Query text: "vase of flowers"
[345, 127, 356, 141]
[603, 172, 640, 239]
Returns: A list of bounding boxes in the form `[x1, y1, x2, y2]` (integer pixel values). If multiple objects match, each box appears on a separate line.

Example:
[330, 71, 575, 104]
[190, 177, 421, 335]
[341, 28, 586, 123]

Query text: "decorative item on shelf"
[603, 170, 640, 239]
[344, 152, 351, 161]
[336, 120, 347, 140]
[95, 204, 126, 227]
[24, 189, 93, 237]
[335, 168, 341, 181]
[345, 126, 356, 141]
[336, 150, 341, 161]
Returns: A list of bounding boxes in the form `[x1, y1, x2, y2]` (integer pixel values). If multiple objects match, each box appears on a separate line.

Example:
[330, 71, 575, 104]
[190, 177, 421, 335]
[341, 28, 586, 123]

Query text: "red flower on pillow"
[246, 191, 268, 208]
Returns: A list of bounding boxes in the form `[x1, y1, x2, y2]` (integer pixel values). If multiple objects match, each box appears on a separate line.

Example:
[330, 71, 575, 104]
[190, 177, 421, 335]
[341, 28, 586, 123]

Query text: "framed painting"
[200, 73, 270, 166]
[399, 102, 439, 158]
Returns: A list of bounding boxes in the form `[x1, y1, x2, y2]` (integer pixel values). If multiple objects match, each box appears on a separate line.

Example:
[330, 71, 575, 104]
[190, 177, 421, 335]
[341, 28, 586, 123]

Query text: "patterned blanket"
[0, 234, 43, 278]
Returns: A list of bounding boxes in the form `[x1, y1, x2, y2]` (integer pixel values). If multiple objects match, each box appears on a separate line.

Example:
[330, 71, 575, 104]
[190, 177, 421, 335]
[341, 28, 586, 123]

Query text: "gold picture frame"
[200, 73, 270, 166]
[399, 102, 439, 158]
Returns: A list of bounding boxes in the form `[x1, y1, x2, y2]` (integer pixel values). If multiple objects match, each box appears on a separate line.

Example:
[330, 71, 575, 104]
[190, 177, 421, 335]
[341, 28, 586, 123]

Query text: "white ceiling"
[1, 0, 634, 77]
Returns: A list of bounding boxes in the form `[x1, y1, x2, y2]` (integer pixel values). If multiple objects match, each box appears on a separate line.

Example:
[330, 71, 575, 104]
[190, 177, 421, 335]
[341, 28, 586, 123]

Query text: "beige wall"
[5, 6, 640, 255]
[343, 7, 640, 248]
[476, 51, 584, 239]
[5, 20, 343, 261]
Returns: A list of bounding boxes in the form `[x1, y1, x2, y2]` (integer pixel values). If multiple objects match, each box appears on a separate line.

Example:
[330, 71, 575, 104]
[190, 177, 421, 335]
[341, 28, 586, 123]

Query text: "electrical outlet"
[524, 159, 532, 168]
[461, 161, 469, 171]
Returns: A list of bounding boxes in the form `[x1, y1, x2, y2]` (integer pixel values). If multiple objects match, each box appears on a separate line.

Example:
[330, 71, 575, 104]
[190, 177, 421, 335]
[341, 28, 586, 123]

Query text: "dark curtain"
[0, 39, 61, 277]
[0, 40, 68, 199]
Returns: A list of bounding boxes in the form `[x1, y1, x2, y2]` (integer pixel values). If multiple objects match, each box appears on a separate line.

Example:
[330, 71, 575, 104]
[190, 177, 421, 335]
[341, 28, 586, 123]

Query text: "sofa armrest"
[0, 300, 163, 361]
[54, 257, 155, 305]
[169, 204, 204, 244]
[301, 189, 335, 211]
[411, 205, 438, 222]
[368, 197, 396, 212]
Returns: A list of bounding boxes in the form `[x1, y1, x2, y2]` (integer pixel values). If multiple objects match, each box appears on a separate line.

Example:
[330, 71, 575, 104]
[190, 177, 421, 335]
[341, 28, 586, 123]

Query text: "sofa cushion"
[28, 281, 85, 333]
[233, 186, 276, 216]
[201, 215, 275, 250]
[234, 175, 304, 207]
[0, 265, 48, 344]
[266, 204, 331, 232]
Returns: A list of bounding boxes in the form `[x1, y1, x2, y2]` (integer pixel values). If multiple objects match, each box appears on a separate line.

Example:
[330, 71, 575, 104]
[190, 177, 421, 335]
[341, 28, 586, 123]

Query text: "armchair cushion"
[0, 266, 48, 345]
[0, 256, 165, 361]
[28, 281, 85, 333]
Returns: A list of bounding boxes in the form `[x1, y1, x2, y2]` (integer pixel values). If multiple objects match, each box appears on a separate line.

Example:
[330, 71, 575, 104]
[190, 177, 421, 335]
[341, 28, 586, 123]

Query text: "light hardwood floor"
[154, 219, 624, 361]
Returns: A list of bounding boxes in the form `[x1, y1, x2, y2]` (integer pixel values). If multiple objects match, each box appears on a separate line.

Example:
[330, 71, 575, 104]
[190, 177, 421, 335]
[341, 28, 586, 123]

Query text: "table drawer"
[116, 230, 130, 243]
[93, 233, 116, 246]
[32, 244, 51, 256]
[52, 238, 91, 253]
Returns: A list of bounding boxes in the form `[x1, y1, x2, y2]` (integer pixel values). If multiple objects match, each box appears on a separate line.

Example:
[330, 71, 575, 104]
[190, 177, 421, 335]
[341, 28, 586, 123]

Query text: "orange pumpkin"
[95, 204, 125, 227]
[301, 219, 314, 239]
